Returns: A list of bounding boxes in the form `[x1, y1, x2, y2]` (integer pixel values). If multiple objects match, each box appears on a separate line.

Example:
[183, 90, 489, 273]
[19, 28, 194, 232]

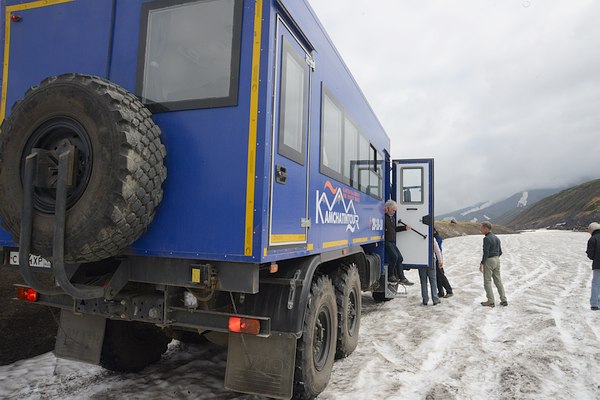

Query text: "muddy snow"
[1, 230, 599, 399]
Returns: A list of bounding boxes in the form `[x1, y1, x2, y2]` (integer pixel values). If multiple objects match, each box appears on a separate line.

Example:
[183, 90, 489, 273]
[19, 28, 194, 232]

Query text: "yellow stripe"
[323, 240, 348, 249]
[244, 0, 263, 257]
[370, 235, 382, 241]
[1, 0, 74, 122]
[271, 234, 306, 244]
[352, 237, 369, 244]
[307, 243, 314, 251]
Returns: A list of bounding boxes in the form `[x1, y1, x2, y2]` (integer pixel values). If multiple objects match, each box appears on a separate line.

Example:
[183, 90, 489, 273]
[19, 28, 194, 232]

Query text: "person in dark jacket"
[479, 221, 507, 307]
[434, 227, 453, 298]
[384, 200, 413, 285]
[586, 222, 600, 310]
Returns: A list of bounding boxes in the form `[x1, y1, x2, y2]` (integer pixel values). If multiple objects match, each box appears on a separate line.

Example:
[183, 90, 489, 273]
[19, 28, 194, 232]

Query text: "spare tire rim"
[20, 117, 93, 213]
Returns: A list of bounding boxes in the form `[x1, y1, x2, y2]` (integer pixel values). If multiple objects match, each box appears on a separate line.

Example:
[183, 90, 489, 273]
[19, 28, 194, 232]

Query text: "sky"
[306, 0, 600, 214]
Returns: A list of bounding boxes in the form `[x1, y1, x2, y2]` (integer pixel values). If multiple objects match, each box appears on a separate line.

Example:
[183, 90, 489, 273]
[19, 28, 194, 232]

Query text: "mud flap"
[225, 332, 296, 399]
[54, 309, 106, 365]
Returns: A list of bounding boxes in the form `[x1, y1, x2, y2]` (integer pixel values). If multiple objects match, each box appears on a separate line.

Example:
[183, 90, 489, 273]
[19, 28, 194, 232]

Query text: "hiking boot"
[400, 278, 414, 286]
[388, 275, 399, 283]
[592, 306, 599, 311]
[481, 301, 495, 307]
[444, 293, 454, 298]
[500, 301, 508, 306]
[433, 299, 441, 305]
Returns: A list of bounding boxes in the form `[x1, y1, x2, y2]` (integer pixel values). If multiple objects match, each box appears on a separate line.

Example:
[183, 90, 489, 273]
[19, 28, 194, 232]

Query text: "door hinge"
[305, 55, 315, 70]
[301, 218, 311, 228]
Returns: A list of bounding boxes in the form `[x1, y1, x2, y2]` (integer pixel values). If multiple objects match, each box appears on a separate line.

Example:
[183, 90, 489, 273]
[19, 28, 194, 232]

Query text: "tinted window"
[343, 117, 358, 187]
[138, 0, 242, 111]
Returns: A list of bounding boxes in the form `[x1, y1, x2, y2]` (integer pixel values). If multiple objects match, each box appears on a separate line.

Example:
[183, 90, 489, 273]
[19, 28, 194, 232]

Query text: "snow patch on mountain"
[517, 191, 529, 207]
[460, 201, 494, 216]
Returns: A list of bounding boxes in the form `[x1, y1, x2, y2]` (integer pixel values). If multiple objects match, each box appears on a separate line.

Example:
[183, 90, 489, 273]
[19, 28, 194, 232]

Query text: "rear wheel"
[293, 276, 337, 400]
[100, 320, 171, 372]
[332, 264, 361, 358]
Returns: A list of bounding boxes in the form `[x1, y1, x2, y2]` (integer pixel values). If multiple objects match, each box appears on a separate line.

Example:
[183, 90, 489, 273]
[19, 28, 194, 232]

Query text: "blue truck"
[0, 0, 434, 398]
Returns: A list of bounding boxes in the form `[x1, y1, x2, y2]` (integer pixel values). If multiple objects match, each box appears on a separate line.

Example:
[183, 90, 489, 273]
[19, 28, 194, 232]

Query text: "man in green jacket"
[479, 221, 507, 307]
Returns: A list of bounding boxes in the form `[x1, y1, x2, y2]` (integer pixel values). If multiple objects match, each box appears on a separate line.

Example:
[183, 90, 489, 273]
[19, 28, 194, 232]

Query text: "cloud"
[307, 0, 600, 214]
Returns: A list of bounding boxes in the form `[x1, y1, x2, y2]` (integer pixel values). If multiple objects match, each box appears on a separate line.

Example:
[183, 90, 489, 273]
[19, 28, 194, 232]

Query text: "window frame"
[320, 86, 345, 183]
[277, 37, 309, 165]
[400, 167, 424, 204]
[136, 0, 244, 113]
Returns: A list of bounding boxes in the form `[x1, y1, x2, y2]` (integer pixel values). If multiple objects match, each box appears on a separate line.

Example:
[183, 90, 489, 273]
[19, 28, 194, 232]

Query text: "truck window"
[138, 0, 242, 112]
[278, 38, 308, 165]
[321, 92, 343, 177]
[401, 167, 424, 203]
[343, 116, 358, 187]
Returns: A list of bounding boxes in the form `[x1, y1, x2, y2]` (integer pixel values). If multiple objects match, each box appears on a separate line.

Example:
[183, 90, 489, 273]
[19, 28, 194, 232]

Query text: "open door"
[392, 159, 434, 268]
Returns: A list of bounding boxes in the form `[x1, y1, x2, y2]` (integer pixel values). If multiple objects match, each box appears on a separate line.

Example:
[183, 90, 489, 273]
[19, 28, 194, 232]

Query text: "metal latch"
[276, 165, 287, 184]
[301, 218, 311, 228]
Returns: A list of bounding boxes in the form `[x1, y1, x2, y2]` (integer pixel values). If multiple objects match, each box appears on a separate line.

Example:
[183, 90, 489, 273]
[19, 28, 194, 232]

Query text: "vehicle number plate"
[9, 251, 51, 268]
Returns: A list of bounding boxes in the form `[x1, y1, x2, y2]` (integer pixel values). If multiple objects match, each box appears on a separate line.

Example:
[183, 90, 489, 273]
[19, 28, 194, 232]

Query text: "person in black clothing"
[434, 227, 453, 298]
[384, 200, 413, 285]
[586, 222, 600, 310]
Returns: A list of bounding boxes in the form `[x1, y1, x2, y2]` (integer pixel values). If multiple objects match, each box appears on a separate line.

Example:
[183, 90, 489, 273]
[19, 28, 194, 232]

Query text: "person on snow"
[434, 227, 453, 298]
[419, 238, 442, 305]
[479, 221, 507, 307]
[586, 222, 600, 311]
[384, 200, 414, 285]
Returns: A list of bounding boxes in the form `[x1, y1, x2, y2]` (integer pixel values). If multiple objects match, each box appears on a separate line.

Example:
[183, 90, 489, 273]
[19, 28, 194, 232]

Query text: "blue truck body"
[1, 0, 390, 264]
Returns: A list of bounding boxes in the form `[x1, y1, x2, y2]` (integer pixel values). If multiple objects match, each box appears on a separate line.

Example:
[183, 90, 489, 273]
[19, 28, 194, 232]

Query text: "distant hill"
[438, 188, 562, 224]
[506, 179, 600, 230]
[435, 221, 516, 239]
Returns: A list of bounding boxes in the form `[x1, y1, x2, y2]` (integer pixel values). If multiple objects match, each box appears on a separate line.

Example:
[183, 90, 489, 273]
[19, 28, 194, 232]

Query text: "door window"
[277, 38, 308, 165]
[401, 167, 424, 203]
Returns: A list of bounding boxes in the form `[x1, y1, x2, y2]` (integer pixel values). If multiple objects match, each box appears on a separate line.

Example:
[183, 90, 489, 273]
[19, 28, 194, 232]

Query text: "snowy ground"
[1, 230, 599, 400]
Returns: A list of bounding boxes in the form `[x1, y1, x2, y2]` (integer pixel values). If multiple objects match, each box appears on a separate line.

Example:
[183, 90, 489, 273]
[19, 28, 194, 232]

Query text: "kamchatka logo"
[316, 181, 360, 232]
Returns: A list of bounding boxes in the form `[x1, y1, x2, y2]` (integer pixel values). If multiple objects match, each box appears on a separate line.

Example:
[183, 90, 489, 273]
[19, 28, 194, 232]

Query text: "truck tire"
[0, 74, 166, 263]
[100, 319, 171, 372]
[293, 276, 337, 400]
[332, 264, 361, 359]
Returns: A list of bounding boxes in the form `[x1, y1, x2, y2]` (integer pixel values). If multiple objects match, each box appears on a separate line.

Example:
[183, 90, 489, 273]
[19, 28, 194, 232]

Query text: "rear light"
[228, 316, 260, 335]
[16, 287, 38, 302]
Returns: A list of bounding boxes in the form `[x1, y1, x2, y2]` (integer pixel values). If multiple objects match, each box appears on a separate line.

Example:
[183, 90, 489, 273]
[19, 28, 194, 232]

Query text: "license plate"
[9, 251, 52, 268]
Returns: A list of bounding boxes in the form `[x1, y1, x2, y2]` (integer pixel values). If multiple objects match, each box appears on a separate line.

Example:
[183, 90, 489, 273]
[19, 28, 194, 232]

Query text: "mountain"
[438, 188, 562, 224]
[506, 179, 600, 230]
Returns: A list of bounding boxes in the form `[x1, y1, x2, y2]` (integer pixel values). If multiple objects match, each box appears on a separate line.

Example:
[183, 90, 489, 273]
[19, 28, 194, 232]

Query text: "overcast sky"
[307, 0, 600, 214]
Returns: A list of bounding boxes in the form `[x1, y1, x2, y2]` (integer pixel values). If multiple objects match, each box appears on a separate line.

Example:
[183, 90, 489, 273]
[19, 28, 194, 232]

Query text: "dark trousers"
[385, 241, 406, 280]
[436, 262, 453, 296]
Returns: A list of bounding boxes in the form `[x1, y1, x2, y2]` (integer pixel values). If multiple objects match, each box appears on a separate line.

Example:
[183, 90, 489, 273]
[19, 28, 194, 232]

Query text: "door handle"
[276, 165, 287, 184]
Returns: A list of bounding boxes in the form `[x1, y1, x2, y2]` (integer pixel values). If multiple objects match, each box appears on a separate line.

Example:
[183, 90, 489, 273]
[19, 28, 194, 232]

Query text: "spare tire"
[0, 74, 166, 263]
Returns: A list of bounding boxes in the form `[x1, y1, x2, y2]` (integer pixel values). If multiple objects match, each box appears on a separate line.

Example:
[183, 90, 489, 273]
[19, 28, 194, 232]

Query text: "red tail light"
[228, 316, 260, 335]
[16, 287, 38, 302]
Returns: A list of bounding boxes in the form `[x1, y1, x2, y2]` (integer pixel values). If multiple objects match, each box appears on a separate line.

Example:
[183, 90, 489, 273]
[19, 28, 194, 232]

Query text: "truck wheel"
[293, 276, 337, 400]
[332, 264, 361, 359]
[0, 74, 166, 263]
[100, 319, 171, 372]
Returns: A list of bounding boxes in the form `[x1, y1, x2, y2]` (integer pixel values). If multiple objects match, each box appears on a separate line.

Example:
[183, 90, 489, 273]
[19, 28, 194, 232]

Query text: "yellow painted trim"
[307, 243, 314, 251]
[270, 234, 307, 243]
[370, 235, 382, 241]
[323, 240, 348, 249]
[244, 0, 263, 257]
[352, 237, 369, 244]
[263, 248, 267, 257]
[1, 0, 74, 122]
